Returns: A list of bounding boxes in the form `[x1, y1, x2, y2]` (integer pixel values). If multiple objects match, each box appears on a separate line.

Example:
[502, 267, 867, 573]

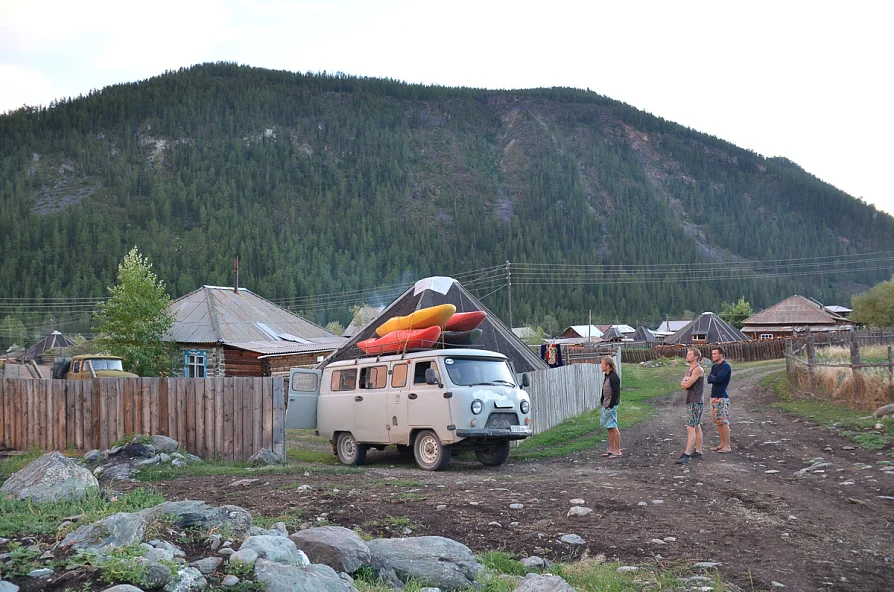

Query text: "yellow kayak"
[376, 304, 456, 337]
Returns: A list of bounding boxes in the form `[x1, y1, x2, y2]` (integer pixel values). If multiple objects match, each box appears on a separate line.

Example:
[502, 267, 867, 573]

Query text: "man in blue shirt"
[706, 346, 732, 452]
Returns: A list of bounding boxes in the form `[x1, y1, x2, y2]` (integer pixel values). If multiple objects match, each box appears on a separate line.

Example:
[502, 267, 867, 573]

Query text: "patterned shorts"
[711, 397, 730, 425]
[685, 402, 704, 427]
[600, 406, 618, 429]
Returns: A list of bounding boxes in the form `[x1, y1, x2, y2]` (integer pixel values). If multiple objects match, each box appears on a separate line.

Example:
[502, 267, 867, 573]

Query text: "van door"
[386, 360, 411, 445]
[354, 364, 390, 443]
[407, 359, 453, 442]
[285, 369, 322, 429]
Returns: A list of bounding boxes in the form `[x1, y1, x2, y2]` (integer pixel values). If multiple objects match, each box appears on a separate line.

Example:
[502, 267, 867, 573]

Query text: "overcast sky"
[2, 0, 891, 215]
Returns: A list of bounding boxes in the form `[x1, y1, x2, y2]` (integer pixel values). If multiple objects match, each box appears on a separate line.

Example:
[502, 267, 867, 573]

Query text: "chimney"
[234, 255, 239, 293]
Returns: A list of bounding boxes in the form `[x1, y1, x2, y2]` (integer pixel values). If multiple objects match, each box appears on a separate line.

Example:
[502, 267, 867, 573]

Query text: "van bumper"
[454, 428, 531, 440]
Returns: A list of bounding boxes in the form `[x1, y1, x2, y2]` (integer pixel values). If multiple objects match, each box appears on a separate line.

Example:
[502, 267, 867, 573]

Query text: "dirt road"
[129, 365, 894, 591]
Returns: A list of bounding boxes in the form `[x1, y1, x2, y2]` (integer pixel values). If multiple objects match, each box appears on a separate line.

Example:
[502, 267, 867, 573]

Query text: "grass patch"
[0, 448, 46, 486]
[286, 447, 340, 464]
[252, 507, 304, 530]
[764, 369, 894, 451]
[0, 488, 164, 537]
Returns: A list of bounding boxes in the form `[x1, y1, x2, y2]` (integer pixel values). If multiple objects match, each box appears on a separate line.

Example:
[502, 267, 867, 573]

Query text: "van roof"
[325, 348, 508, 368]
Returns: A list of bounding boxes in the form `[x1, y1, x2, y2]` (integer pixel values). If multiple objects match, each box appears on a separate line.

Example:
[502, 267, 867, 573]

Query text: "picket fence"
[0, 377, 285, 461]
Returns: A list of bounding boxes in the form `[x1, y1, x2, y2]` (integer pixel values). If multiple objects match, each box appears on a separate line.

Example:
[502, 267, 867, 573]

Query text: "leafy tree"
[851, 276, 894, 327]
[93, 247, 175, 376]
[325, 321, 345, 336]
[520, 325, 547, 345]
[0, 315, 27, 350]
[719, 297, 754, 329]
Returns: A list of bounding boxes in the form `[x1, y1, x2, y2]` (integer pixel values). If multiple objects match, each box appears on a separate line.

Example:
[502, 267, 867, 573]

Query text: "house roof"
[169, 286, 344, 354]
[565, 325, 604, 339]
[656, 320, 691, 333]
[632, 326, 657, 342]
[742, 295, 849, 327]
[823, 305, 853, 314]
[326, 276, 547, 373]
[21, 331, 78, 362]
[663, 312, 748, 345]
[512, 327, 537, 339]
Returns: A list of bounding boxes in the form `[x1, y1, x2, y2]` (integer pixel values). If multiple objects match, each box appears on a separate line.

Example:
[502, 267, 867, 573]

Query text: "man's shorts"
[685, 402, 703, 427]
[711, 397, 730, 425]
[600, 406, 618, 429]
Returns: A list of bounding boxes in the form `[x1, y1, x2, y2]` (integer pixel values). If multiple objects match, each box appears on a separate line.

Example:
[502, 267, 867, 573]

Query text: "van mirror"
[521, 374, 530, 387]
[425, 368, 442, 387]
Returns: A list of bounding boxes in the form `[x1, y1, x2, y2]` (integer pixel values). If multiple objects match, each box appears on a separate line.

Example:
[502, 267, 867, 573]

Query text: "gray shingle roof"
[743, 295, 848, 326]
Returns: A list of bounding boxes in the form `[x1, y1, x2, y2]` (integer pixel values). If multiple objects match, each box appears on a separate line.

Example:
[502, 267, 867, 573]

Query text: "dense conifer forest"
[1, 62, 892, 345]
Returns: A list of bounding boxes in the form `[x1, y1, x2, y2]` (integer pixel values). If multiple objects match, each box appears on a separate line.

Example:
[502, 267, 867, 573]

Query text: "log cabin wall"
[223, 346, 264, 377]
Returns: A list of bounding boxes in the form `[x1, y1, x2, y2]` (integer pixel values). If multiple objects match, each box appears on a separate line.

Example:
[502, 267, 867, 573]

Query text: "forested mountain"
[1, 62, 892, 345]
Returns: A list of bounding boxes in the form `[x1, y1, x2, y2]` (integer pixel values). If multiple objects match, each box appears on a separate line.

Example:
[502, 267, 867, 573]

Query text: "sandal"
[607, 453, 622, 459]
[601, 452, 612, 457]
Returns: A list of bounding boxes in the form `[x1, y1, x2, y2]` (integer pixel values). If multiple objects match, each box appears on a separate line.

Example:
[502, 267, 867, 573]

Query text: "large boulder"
[513, 573, 576, 591]
[140, 500, 252, 539]
[240, 535, 309, 567]
[254, 559, 356, 592]
[59, 512, 146, 553]
[0, 452, 98, 502]
[366, 536, 481, 591]
[151, 435, 180, 453]
[873, 404, 894, 418]
[290, 526, 371, 573]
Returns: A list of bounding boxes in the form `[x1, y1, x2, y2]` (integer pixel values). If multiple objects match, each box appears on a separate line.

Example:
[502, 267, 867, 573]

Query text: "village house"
[663, 312, 748, 345]
[558, 325, 604, 340]
[740, 295, 852, 340]
[168, 285, 346, 377]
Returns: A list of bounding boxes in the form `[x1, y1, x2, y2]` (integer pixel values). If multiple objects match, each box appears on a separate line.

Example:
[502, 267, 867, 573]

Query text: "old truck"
[51, 355, 139, 379]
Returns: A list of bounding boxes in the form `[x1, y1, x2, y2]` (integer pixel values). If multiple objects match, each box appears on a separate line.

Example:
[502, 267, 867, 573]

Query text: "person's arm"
[610, 373, 621, 407]
[681, 366, 703, 389]
[711, 362, 731, 384]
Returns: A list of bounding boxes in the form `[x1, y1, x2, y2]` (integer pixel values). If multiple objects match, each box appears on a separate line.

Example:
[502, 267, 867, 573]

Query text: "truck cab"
[53, 355, 139, 379]
[286, 348, 532, 471]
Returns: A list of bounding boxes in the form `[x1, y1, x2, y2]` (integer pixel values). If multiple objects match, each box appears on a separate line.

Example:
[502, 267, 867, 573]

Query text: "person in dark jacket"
[600, 356, 622, 458]
[707, 346, 733, 452]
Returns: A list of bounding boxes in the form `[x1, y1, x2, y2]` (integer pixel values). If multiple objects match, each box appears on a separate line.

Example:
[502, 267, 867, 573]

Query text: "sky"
[1, 0, 891, 215]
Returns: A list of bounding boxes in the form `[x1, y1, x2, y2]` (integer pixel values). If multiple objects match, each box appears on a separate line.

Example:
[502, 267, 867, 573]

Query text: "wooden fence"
[0, 377, 285, 461]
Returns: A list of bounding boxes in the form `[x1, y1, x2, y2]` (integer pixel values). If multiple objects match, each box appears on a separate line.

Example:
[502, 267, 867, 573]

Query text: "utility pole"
[505, 260, 512, 329]
[588, 309, 592, 342]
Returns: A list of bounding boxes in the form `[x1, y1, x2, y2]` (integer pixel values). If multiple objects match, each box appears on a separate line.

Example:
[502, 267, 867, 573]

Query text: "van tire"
[475, 441, 511, 466]
[336, 432, 367, 466]
[414, 430, 451, 471]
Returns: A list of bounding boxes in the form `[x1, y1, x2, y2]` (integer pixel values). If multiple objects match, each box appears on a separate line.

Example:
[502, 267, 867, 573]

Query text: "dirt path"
[124, 365, 894, 591]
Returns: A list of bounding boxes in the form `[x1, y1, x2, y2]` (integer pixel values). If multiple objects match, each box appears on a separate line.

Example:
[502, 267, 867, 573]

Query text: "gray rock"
[140, 501, 253, 538]
[566, 506, 593, 517]
[569, 499, 585, 505]
[83, 449, 103, 462]
[0, 582, 19, 592]
[59, 512, 146, 552]
[164, 567, 207, 591]
[152, 435, 180, 453]
[873, 404, 894, 418]
[253, 559, 356, 592]
[145, 547, 175, 563]
[100, 464, 135, 482]
[27, 568, 53, 578]
[124, 442, 156, 458]
[617, 566, 638, 573]
[135, 558, 174, 588]
[270, 522, 289, 536]
[290, 526, 371, 573]
[159, 453, 172, 463]
[172, 458, 188, 468]
[187, 454, 202, 463]
[0, 451, 99, 502]
[229, 548, 259, 568]
[560, 534, 585, 545]
[190, 556, 223, 574]
[520, 556, 550, 568]
[693, 562, 721, 568]
[218, 548, 235, 558]
[513, 573, 575, 591]
[248, 448, 283, 465]
[221, 575, 240, 586]
[367, 536, 481, 591]
[240, 535, 309, 566]
[101, 586, 144, 592]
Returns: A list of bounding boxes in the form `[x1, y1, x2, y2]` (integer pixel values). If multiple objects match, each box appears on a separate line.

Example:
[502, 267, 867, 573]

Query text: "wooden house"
[559, 325, 604, 340]
[664, 312, 748, 345]
[740, 295, 852, 340]
[168, 285, 346, 377]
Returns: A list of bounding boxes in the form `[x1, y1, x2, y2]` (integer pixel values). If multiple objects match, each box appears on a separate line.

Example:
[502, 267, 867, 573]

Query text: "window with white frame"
[760, 334, 774, 341]
[184, 350, 207, 377]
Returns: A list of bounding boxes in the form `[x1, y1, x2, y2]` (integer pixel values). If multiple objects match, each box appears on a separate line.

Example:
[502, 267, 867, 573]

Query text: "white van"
[286, 348, 532, 470]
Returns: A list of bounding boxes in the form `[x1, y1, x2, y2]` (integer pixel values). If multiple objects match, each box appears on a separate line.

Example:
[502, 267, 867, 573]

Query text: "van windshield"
[444, 357, 516, 387]
[88, 359, 124, 371]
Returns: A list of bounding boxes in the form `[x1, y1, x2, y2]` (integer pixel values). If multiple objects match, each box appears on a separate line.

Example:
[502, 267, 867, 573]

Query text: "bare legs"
[607, 428, 621, 455]
[715, 423, 731, 452]
[685, 425, 703, 455]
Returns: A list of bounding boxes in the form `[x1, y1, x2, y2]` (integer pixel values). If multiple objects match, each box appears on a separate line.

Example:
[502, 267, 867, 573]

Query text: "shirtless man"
[675, 348, 705, 464]
[706, 346, 732, 452]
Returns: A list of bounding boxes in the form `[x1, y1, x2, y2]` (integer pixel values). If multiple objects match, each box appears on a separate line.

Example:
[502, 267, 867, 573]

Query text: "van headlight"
[471, 399, 484, 415]
[520, 400, 530, 414]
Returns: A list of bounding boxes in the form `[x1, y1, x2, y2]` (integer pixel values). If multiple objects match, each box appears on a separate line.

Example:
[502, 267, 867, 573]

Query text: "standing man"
[707, 346, 732, 452]
[600, 356, 622, 459]
[675, 348, 705, 464]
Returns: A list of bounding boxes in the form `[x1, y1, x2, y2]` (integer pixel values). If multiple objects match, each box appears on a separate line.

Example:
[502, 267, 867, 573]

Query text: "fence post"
[807, 335, 816, 394]
[850, 338, 862, 406]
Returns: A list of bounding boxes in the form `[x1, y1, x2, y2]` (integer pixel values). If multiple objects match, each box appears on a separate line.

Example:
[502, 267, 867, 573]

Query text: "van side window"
[413, 361, 439, 385]
[391, 363, 408, 388]
[72, 360, 81, 373]
[330, 369, 357, 391]
[359, 365, 387, 389]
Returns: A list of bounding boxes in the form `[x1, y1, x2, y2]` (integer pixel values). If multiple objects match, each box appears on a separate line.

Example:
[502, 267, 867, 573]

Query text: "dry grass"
[792, 361, 893, 411]
[816, 345, 891, 364]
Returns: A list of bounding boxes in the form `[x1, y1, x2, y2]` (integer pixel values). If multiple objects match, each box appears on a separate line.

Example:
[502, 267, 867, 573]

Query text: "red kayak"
[358, 326, 442, 355]
[444, 311, 486, 332]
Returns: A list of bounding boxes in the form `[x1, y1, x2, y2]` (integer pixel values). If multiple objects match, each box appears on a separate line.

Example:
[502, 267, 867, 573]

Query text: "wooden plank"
[97, 380, 108, 450]
[240, 378, 252, 461]
[123, 377, 133, 437]
[177, 379, 187, 452]
[186, 380, 197, 455]
[0, 380, 6, 449]
[65, 380, 75, 449]
[262, 377, 273, 454]
[25, 380, 34, 449]
[56, 380, 66, 450]
[214, 377, 224, 461]
[203, 378, 213, 460]
[224, 377, 235, 462]
[148, 378, 158, 436]
[252, 377, 263, 454]
[158, 379, 168, 437]
[272, 378, 285, 458]
[12, 380, 21, 450]
[74, 381, 84, 451]
[41, 380, 51, 450]
[115, 378, 125, 444]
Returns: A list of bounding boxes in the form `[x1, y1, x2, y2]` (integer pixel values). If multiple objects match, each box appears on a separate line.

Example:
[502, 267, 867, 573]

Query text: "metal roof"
[663, 312, 748, 345]
[565, 325, 604, 338]
[168, 286, 344, 352]
[743, 295, 849, 327]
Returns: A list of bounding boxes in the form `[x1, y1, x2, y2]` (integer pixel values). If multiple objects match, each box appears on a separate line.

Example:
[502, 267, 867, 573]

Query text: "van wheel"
[414, 430, 451, 471]
[475, 442, 511, 466]
[396, 444, 414, 459]
[336, 432, 367, 466]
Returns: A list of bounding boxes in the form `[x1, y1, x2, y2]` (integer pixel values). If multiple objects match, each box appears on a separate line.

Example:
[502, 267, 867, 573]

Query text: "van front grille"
[485, 412, 519, 429]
